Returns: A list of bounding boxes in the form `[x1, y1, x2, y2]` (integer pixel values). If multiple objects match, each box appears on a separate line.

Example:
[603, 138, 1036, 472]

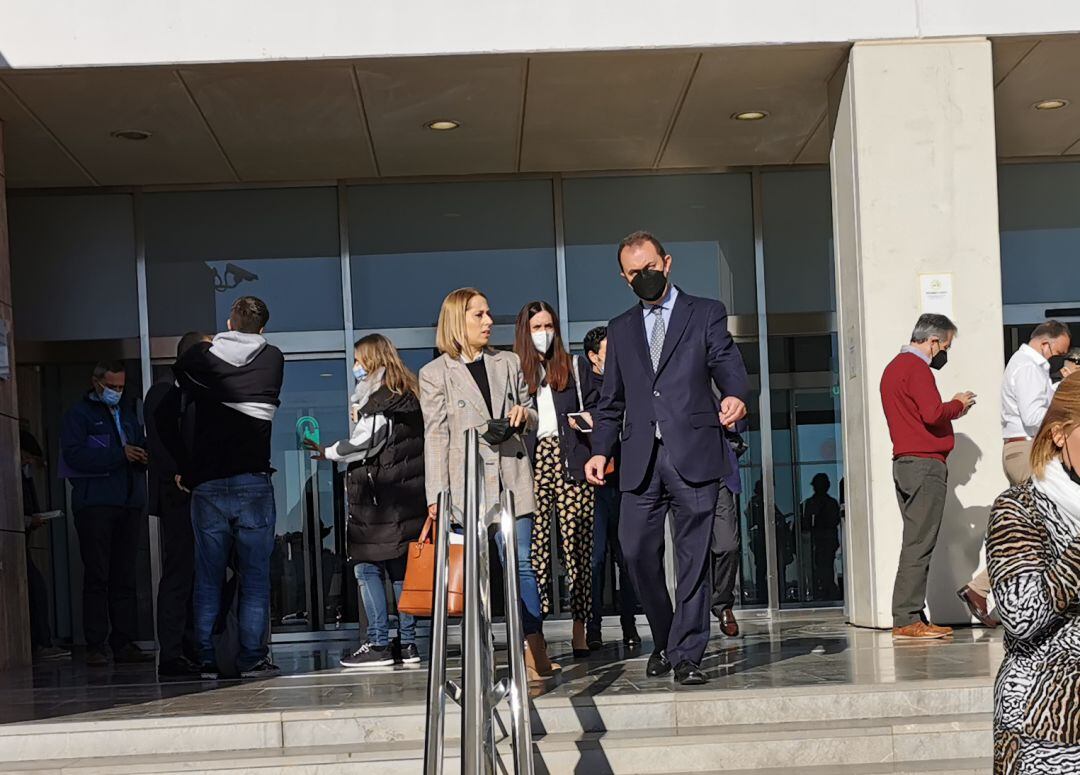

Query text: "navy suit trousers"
[619, 441, 718, 667]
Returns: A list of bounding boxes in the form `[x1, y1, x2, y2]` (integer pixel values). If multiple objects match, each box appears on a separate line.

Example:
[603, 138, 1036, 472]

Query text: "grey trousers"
[891, 456, 948, 628]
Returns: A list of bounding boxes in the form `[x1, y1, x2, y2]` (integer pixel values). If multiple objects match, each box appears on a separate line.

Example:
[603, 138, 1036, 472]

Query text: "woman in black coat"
[313, 334, 426, 669]
[514, 300, 599, 658]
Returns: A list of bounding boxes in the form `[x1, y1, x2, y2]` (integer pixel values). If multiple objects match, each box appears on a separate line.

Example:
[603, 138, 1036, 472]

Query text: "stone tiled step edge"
[667, 761, 992, 775]
[0, 714, 993, 774]
[0, 677, 994, 762]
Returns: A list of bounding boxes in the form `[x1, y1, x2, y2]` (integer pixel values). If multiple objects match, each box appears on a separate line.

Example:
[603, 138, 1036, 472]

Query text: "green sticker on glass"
[296, 415, 320, 447]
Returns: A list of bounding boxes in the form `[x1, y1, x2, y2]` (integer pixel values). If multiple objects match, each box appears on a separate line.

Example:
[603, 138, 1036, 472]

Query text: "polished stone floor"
[0, 613, 1003, 727]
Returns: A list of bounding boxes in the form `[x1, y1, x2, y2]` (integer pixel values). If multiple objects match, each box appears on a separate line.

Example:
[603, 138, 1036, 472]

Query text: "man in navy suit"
[585, 230, 749, 685]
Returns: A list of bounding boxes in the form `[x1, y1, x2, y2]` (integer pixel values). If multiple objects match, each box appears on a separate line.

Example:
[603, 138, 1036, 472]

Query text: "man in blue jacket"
[60, 361, 154, 666]
[586, 231, 749, 686]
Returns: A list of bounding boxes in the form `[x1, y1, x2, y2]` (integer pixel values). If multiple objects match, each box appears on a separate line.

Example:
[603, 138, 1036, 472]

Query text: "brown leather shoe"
[719, 608, 740, 638]
[956, 585, 1000, 628]
[925, 622, 954, 636]
[892, 621, 949, 639]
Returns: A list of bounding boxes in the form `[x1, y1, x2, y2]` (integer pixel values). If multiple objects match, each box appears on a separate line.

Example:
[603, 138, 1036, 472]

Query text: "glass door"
[270, 357, 350, 635]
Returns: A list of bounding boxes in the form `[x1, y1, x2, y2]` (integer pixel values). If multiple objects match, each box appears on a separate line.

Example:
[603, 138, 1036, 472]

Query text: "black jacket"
[525, 356, 599, 484]
[344, 387, 427, 563]
[144, 380, 186, 515]
[173, 336, 284, 489]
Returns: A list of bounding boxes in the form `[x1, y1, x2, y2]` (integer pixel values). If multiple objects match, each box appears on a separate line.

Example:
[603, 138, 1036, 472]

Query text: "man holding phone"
[60, 361, 154, 666]
[880, 314, 976, 640]
[585, 231, 749, 686]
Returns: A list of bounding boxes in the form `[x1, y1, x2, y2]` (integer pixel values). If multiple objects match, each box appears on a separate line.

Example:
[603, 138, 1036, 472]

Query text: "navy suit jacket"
[592, 289, 750, 492]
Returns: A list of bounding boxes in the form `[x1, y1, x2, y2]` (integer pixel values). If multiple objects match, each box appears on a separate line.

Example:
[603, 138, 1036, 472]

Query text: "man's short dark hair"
[177, 331, 207, 360]
[583, 326, 607, 356]
[92, 361, 125, 380]
[617, 230, 666, 269]
[1032, 320, 1071, 342]
[229, 296, 270, 334]
[910, 314, 958, 344]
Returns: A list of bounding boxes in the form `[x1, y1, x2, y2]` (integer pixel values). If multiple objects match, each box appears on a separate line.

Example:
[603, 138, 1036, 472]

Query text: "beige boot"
[524, 633, 560, 681]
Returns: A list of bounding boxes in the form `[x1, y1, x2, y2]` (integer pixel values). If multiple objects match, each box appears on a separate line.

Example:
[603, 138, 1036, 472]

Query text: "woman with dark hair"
[310, 334, 426, 669]
[514, 300, 599, 658]
[988, 375, 1080, 773]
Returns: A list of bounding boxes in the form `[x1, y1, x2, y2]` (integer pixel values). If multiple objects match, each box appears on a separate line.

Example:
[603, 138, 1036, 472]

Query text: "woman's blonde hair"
[354, 334, 418, 397]
[1031, 375, 1080, 476]
[435, 287, 487, 359]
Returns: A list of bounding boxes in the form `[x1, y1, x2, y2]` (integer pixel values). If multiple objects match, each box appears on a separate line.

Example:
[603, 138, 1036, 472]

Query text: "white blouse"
[537, 385, 558, 440]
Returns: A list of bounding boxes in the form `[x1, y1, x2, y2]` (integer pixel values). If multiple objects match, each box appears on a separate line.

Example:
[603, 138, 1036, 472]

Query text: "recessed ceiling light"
[732, 111, 769, 121]
[1033, 99, 1069, 111]
[110, 129, 152, 141]
[320, 373, 333, 378]
[425, 119, 461, 131]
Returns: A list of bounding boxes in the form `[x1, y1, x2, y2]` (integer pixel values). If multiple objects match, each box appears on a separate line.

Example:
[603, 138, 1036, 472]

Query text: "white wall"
[2, 1, 1080, 69]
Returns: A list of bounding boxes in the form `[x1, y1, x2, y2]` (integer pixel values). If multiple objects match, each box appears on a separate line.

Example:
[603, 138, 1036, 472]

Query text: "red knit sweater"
[879, 351, 964, 461]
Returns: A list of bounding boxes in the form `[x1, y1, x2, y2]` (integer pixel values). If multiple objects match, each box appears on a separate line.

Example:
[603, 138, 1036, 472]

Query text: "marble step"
[672, 762, 992, 775]
[0, 677, 993, 764]
[0, 713, 993, 774]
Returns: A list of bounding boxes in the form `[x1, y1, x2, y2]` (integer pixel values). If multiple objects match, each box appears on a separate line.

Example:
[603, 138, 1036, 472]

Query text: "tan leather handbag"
[398, 515, 464, 617]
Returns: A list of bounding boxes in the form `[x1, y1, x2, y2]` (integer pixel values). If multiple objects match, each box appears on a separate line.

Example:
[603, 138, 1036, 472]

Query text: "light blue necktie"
[649, 306, 666, 371]
[649, 307, 666, 438]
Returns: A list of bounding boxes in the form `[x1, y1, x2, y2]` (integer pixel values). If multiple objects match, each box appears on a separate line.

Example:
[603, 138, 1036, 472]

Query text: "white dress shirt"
[1001, 343, 1056, 440]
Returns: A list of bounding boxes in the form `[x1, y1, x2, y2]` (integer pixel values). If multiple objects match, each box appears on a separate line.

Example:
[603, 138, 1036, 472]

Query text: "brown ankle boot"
[524, 633, 560, 680]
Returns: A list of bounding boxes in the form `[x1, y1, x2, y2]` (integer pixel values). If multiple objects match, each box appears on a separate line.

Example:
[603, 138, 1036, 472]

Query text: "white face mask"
[531, 330, 554, 355]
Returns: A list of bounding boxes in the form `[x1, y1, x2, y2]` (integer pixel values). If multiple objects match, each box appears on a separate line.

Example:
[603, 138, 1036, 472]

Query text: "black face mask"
[482, 418, 518, 446]
[630, 268, 668, 303]
[929, 349, 948, 371]
[1050, 355, 1067, 383]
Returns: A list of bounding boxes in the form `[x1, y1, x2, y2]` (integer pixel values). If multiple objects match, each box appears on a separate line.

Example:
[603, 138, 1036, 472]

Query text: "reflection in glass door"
[771, 386, 845, 607]
[270, 358, 349, 634]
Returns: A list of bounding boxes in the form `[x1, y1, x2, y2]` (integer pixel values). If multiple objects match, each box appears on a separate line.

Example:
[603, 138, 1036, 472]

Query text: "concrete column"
[0, 120, 33, 667]
[830, 38, 1006, 629]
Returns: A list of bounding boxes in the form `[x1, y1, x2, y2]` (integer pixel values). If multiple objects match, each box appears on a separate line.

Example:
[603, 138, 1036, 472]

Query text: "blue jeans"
[191, 473, 276, 670]
[455, 515, 542, 636]
[589, 483, 638, 637]
[354, 558, 416, 646]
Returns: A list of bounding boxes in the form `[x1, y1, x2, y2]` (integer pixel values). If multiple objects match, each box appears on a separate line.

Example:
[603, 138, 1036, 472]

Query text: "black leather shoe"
[586, 633, 604, 651]
[646, 650, 672, 677]
[158, 658, 201, 680]
[622, 626, 642, 647]
[674, 660, 708, 686]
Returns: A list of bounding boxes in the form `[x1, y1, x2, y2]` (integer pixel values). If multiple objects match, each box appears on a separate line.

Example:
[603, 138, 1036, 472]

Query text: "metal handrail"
[423, 428, 535, 775]
[423, 489, 451, 772]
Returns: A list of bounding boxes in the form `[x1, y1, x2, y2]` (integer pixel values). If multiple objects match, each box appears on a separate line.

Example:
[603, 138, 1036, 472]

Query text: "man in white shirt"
[957, 320, 1075, 626]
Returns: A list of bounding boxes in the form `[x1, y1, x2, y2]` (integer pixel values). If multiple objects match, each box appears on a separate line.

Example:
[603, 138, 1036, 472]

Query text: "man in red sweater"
[880, 314, 976, 639]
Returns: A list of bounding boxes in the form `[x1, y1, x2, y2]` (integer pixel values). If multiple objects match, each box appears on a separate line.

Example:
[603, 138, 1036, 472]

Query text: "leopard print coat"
[987, 480, 1080, 774]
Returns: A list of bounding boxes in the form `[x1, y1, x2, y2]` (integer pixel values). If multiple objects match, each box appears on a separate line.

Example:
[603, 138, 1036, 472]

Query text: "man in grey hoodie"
[175, 296, 284, 679]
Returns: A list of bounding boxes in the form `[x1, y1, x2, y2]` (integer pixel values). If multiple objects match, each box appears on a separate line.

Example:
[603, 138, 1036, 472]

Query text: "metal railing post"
[423, 429, 534, 774]
[462, 427, 494, 774]
[423, 490, 452, 775]
[498, 490, 535, 775]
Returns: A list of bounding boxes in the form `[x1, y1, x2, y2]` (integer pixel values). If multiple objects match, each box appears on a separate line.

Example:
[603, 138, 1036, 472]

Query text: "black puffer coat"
[345, 387, 426, 563]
